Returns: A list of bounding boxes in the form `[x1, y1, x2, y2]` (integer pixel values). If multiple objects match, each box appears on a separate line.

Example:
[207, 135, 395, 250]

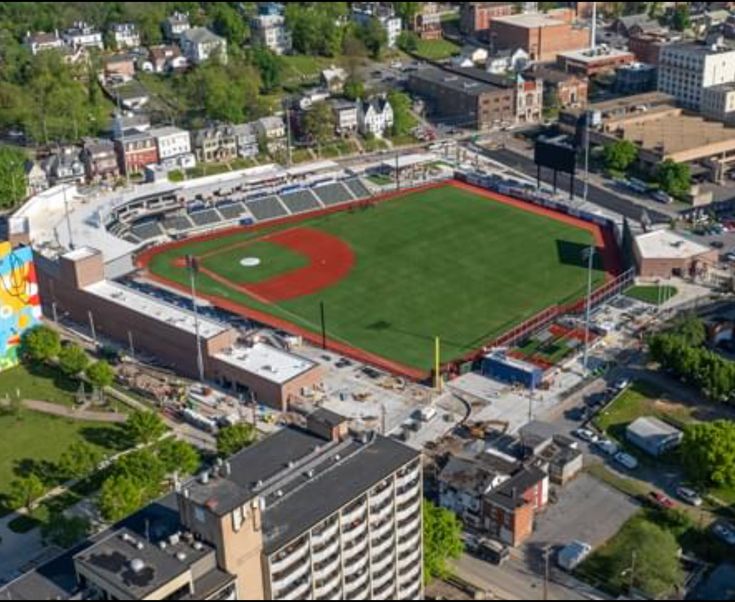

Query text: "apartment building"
[251, 14, 293, 55]
[658, 42, 735, 110]
[110, 22, 140, 48]
[0, 411, 424, 601]
[180, 27, 228, 65]
[330, 99, 359, 136]
[192, 124, 238, 163]
[148, 126, 192, 161]
[701, 81, 735, 124]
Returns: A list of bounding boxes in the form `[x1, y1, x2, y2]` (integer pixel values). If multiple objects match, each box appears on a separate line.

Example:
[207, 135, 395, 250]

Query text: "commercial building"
[489, 10, 590, 63]
[407, 66, 515, 130]
[557, 46, 635, 77]
[634, 230, 719, 280]
[626, 416, 683, 457]
[527, 64, 588, 109]
[0, 414, 423, 601]
[250, 14, 292, 55]
[701, 82, 735, 125]
[459, 2, 515, 40]
[628, 31, 678, 66]
[180, 27, 228, 65]
[658, 42, 735, 110]
[614, 63, 658, 94]
[148, 126, 192, 162]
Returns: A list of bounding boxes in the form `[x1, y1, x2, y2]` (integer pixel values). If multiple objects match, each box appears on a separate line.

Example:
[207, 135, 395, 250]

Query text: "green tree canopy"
[0, 146, 27, 208]
[343, 75, 365, 102]
[423, 501, 464, 582]
[388, 90, 415, 137]
[398, 30, 419, 53]
[59, 440, 103, 480]
[41, 514, 91, 548]
[20, 325, 61, 363]
[216, 423, 256, 457]
[114, 449, 166, 499]
[671, 4, 690, 32]
[125, 410, 167, 446]
[682, 421, 735, 488]
[252, 47, 283, 93]
[86, 360, 115, 391]
[98, 474, 144, 522]
[58, 343, 90, 377]
[656, 159, 691, 198]
[358, 17, 389, 59]
[302, 101, 335, 154]
[285, 3, 347, 57]
[158, 438, 200, 476]
[603, 139, 638, 172]
[8, 473, 45, 512]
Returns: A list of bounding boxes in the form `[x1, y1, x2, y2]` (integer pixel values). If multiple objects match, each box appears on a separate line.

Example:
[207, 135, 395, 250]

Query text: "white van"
[614, 451, 639, 470]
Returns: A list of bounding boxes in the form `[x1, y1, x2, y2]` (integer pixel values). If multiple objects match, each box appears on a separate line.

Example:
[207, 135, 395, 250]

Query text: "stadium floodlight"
[186, 255, 206, 384]
[582, 245, 596, 377]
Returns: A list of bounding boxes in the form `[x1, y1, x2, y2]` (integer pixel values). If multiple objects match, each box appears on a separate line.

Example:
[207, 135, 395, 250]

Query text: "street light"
[582, 245, 596, 377]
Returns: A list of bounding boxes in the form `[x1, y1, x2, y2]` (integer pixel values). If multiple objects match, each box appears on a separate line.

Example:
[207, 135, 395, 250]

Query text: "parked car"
[724, 251, 735, 263]
[612, 378, 630, 391]
[614, 451, 639, 470]
[593, 438, 619, 456]
[676, 486, 703, 507]
[557, 541, 592, 571]
[650, 190, 673, 204]
[573, 428, 599, 444]
[711, 240, 725, 250]
[464, 535, 510, 566]
[649, 491, 676, 509]
[712, 522, 735, 546]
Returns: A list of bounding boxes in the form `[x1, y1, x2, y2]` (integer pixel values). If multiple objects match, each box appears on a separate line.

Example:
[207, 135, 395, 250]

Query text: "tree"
[387, 90, 415, 137]
[187, 61, 262, 124]
[423, 501, 464, 582]
[158, 438, 200, 476]
[398, 30, 419, 53]
[217, 423, 256, 457]
[59, 441, 103, 479]
[98, 474, 144, 522]
[603, 139, 638, 172]
[208, 2, 250, 47]
[252, 48, 283, 93]
[41, 514, 90, 548]
[682, 421, 735, 488]
[358, 17, 389, 59]
[125, 410, 167, 445]
[0, 146, 27, 208]
[20, 325, 61, 363]
[656, 159, 691, 199]
[671, 4, 690, 32]
[8, 474, 45, 512]
[393, 2, 421, 23]
[114, 449, 166, 496]
[302, 101, 335, 155]
[343, 75, 365, 102]
[86, 360, 114, 392]
[285, 3, 348, 57]
[58, 343, 89, 377]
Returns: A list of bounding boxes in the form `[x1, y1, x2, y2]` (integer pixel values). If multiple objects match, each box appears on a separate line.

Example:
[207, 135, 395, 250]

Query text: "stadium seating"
[344, 178, 371, 200]
[246, 196, 288, 221]
[189, 209, 223, 227]
[313, 182, 353, 206]
[130, 221, 164, 241]
[163, 215, 195, 233]
[279, 189, 322, 214]
[217, 202, 246, 221]
[122, 232, 141, 244]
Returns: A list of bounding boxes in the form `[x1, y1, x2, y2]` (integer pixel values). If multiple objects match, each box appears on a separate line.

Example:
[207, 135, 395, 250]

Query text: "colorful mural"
[0, 243, 42, 371]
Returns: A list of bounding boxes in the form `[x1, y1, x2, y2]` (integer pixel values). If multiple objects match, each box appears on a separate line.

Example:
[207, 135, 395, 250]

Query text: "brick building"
[634, 230, 719, 279]
[114, 131, 158, 174]
[628, 32, 677, 66]
[557, 47, 635, 77]
[489, 10, 590, 63]
[408, 66, 515, 130]
[412, 2, 443, 40]
[459, 2, 515, 40]
[526, 64, 588, 109]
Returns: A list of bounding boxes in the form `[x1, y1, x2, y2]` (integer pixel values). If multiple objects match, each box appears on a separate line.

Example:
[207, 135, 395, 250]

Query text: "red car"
[649, 491, 675, 509]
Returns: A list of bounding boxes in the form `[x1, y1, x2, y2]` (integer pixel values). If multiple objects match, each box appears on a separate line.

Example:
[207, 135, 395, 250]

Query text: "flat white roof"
[635, 229, 712, 260]
[214, 342, 317, 385]
[558, 47, 634, 63]
[492, 13, 566, 29]
[381, 153, 438, 170]
[84, 280, 229, 339]
[63, 247, 99, 261]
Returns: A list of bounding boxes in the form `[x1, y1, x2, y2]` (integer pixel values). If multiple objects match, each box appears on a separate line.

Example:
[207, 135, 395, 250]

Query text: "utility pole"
[543, 545, 550, 601]
[285, 106, 293, 167]
[63, 186, 75, 250]
[582, 246, 596, 376]
[88, 311, 97, 347]
[187, 256, 206, 384]
[320, 301, 327, 350]
[628, 550, 637, 595]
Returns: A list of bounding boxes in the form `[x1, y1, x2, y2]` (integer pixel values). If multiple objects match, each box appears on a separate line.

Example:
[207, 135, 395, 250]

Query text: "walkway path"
[22, 399, 127, 423]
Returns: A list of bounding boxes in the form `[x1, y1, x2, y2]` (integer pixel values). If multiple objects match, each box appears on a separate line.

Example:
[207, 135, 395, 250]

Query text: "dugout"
[481, 351, 544, 389]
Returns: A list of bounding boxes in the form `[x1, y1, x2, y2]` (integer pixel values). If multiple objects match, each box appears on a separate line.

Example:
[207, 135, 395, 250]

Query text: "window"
[195, 506, 206, 523]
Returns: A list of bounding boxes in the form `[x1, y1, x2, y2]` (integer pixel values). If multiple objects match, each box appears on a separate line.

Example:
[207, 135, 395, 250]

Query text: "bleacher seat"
[163, 215, 195, 233]
[313, 183, 353, 206]
[130, 222, 163, 241]
[218, 202, 246, 221]
[345, 178, 371, 200]
[246, 196, 288, 221]
[279, 189, 322, 214]
[189, 209, 222, 227]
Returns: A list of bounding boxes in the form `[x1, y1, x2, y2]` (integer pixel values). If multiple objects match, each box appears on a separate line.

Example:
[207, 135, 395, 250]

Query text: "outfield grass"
[625, 285, 678, 306]
[147, 186, 605, 370]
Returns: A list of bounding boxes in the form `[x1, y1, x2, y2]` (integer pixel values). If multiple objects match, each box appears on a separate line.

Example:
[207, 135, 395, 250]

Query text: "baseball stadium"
[137, 179, 619, 378]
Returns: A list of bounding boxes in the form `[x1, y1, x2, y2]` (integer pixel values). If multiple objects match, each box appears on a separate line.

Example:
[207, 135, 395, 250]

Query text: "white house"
[461, 46, 490, 65]
[321, 66, 348, 93]
[357, 97, 394, 138]
[486, 48, 530, 75]
[330, 100, 359, 136]
[110, 23, 140, 49]
[24, 31, 64, 55]
[62, 21, 104, 50]
[163, 12, 191, 41]
[250, 14, 292, 55]
[148, 126, 192, 161]
[352, 4, 402, 48]
[233, 123, 259, 158]
[180, 27, 227, 65]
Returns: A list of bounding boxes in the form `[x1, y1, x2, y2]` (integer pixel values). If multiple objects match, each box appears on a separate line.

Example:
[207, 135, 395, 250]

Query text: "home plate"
[240, 257, 261, 267]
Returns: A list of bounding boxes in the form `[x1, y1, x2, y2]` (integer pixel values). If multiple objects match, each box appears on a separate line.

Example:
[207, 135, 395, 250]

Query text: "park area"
[142, 183, 613, 375]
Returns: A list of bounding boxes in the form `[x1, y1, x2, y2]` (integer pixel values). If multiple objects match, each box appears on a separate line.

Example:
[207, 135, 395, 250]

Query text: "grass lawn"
[595, 381, 696, 441]
[280, 54, 337, 85]
[414, 38, 461, 60]
[625, 285, 678, 306]
[0, 410, 129, 516]
[147, 185, 605, 370]
[0, 363, 79, 408]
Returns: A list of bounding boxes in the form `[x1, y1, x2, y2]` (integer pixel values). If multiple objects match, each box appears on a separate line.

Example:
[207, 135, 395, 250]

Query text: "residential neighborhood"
[1, 2, 735, 602]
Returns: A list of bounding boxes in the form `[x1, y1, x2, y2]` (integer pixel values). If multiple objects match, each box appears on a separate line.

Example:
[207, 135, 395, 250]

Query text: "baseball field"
[140, 182, 613, 376]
